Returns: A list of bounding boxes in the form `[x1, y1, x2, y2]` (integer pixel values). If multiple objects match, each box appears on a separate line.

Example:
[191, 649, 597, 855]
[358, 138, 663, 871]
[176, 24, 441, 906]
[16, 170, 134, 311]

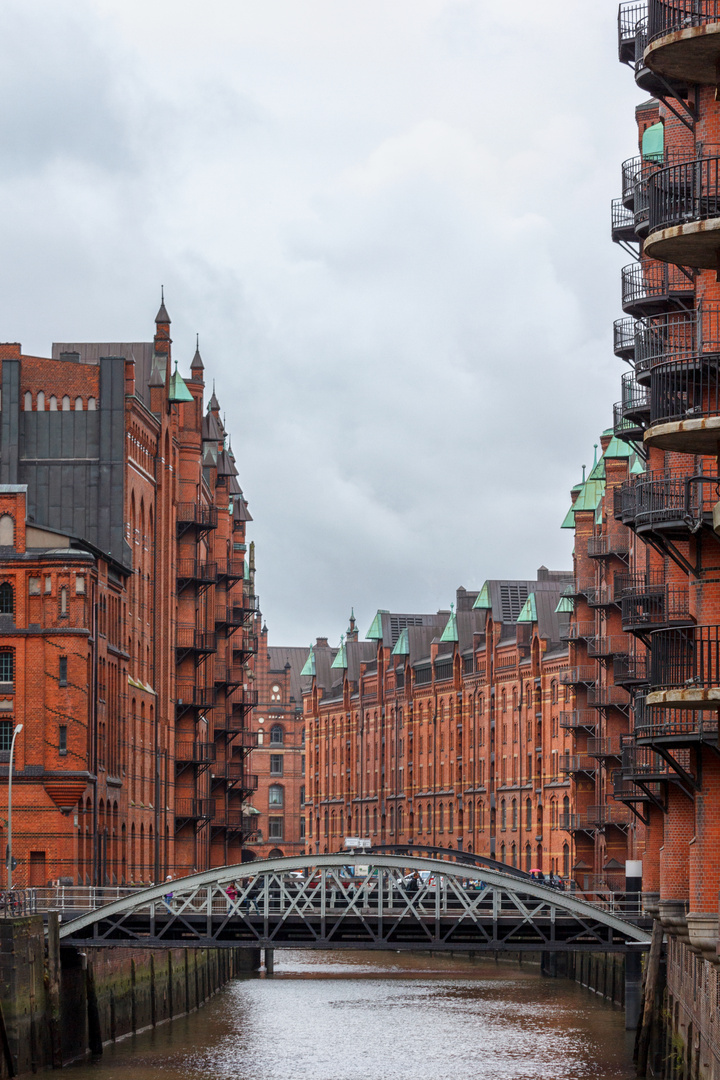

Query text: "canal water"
[67, 950, 635, 1080]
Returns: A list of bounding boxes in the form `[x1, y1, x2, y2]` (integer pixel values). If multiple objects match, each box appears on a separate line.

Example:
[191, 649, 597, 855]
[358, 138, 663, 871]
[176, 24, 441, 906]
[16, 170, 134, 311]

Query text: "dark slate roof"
[533, 587, 570, 647]
[315, 645, 338, 691]
[202, 409, 224, 441]
[217, 448, 234, 477]
[267, 646, 313, 703]
[370, 610, 447, 648]
[456, 610, 486, 652]
[233, 497, 252, 522]
[53, 342, 158, 404]
[407, 622, 447, 665]
[155, 299, 171, 324]
[190, 338, 204, 371]
[479, 577, 572, 626]
[346, 640, 376, 682]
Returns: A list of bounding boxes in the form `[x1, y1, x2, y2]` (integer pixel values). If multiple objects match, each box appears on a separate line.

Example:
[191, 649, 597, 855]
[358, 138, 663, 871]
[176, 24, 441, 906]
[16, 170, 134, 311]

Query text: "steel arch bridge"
[57, 854, 652, 953]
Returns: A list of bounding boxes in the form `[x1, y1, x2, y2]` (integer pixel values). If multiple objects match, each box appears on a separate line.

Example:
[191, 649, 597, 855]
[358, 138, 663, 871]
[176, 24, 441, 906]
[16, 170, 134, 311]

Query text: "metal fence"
[649, 624, 720, 689]
[648, 0, 720, 40]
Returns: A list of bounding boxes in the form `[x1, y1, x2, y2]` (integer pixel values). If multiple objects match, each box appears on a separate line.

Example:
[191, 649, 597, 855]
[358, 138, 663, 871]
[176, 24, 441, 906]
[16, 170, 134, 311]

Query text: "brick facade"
[0, 299, 258, 886]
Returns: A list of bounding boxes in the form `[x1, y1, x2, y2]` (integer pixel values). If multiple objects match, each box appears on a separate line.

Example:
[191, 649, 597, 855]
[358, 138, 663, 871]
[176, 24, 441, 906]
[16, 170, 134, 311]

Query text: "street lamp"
[7, 724, 22, 891]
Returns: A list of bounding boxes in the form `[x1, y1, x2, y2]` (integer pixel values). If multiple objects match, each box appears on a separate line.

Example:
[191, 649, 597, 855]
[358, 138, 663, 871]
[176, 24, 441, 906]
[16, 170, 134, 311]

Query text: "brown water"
[67, 950, 635, 1080]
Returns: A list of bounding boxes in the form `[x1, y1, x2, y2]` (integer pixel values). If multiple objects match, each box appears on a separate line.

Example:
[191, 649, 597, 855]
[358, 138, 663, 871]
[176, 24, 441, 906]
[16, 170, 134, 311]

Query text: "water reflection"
[68, 950, 635, 1080]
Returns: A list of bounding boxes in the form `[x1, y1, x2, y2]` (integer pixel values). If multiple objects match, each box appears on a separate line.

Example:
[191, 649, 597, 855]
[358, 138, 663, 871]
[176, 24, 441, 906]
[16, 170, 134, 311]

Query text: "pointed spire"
[155, 285, 171, 325]
[209, 379, 220, 412]
[582, 465, 586, 483]
[191, 333, 204, 372]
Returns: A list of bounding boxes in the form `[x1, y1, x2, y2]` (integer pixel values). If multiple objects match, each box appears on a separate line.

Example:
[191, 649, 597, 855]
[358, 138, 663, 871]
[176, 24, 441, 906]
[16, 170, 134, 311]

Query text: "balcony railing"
[563, 620, 596, 641]
[621, 261, 694, 316]
[587, 737, 625, 758]
[586, 804, 633, 828]
[216, 558, 245, 581]
[174, 798, 215, 821]
[613, 651, 649, 684]
[649, 624, 720, 691]
[559, 666, 597, 686]
[612, 197, 637, 243]
[176, 503, 218, 533]
[648, 0, 720, 43]
[587, 683, 630, 709]
[618, 575, 691, 631]
[615, 470, 716, 532]
[559, 710, 598, 731]
[175, 741, 216, 765]
[559, 754, 597, 775]
[621, 739, 693, 782]
[618, 2, 648, 63]
[634, 693, 719, 741]
[614, 317, 637, 360]
[585, 585, 621, 608]
[649, 356, 720, 431]
[175, 682, 217, 712]
[587, 535, 630, 560]
[176, 559, 216, 585]
[232, 633, 258, 658]
[649, 156, 720, 238]
[176, 626, 217, 655]
[587, 634, 630, 658]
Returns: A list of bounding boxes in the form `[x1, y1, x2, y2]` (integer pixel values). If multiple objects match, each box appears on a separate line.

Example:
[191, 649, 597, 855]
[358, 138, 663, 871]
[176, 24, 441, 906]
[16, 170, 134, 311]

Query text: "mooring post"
[624, 860, 643, 1031]
[264, 949, 274, 975]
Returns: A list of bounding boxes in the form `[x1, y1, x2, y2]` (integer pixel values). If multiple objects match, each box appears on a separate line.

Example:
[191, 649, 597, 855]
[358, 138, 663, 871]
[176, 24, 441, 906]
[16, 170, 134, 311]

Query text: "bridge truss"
[58, 854, 652, 953]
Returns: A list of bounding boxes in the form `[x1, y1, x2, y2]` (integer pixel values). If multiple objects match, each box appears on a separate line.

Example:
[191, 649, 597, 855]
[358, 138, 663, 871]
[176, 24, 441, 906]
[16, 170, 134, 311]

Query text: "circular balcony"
[648, 624, 720, 710]
[636, 304, 720, 451]
[614, 372, 650, 443]
[645, 156, 720, 269]
[613, 469, 713, 536]
[617, 573, 691, 632]
[618, 3, 647, 65]
[644, 0, 720, 86]
[622, 155, 643, 208]
[614, 317, 637, 361]
[635, 693, 718, 745]
[621, 260, 694, 317]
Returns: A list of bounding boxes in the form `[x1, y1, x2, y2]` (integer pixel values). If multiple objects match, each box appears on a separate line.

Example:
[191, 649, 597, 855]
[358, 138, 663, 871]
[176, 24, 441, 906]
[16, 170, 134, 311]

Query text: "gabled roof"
[516, 593, 537, 623]
[439, 606, 458, 643]
[331, 637, 347, 670]
[300, 648, 315, 677]
[365, 610, 445, 648]
[168, 364, 194, 403]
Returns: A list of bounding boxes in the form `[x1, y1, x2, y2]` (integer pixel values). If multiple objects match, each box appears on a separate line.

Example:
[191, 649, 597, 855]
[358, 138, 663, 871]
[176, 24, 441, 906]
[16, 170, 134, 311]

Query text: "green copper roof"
[366, 610, 389, 640]
[630, 457, 646, 475]
[439, 605, 458, 643]
[331, 636, 347, 670]
[168, 364, 194, 403]
[595, 503, 603, 525]
[300, 647, 316, 677]
[573, 478, 605, 513]
[392, 627, 410, 656]
[602, 435, 634, 459]
[473, 582, 491, 609]
[555, 595, 574, 613]
[516, 593, 537, 623]
[561, 504, 577, 529]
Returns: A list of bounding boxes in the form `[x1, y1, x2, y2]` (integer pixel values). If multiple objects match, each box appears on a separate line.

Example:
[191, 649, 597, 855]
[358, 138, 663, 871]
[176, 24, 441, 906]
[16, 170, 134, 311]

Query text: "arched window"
[511, 842, 517, 868]
[373, 807, 378, 834]
[365, 807, 370, 835]
[426, 802, 432, 832]
[500, 842, 506, 863]
[49, 395, 58, 411]
[551, 679, 558, 704]
[511, 798, 517, 830]
[60, 586, 68, 615]
[37, 391, 45, 410]
[23, 392, 32, 411]
[438, 802, 444, 832]
[500, 798, 507, 830]
[525, 843, 532, 873]
[537, 803, 543, 831]
[397, 806, 403, 833]
[268, 784, 284, 808]
[62, 395, 71, 411]
[526, 798, 532, 831]
[75, 397, 83, 411]
[477, 800, 484, 831]
[87, 397, 97, 410]
[270, 724, 284, 745]
[448, 802, 453, 833]
[563, 843, 570, 878]
[418, 806, 423, 833]
[0, 651, 13, 685]
[0, 516, 13, 546]
[0, 583, 13, 614]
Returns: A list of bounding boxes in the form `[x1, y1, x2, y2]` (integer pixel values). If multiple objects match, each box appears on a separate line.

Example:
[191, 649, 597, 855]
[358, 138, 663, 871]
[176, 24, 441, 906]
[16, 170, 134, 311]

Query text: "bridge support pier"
[264, 949, 275, 976]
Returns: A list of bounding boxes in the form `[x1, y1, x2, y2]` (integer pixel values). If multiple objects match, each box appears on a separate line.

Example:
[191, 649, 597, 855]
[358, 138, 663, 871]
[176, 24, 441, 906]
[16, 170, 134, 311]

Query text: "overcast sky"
[0, 1, 641, 646]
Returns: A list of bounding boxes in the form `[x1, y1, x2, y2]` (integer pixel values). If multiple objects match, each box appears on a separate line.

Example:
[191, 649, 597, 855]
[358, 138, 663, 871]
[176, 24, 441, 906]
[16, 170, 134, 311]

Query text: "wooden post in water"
[635, 920, 664, 1077]
[46, 912, 63, 1068]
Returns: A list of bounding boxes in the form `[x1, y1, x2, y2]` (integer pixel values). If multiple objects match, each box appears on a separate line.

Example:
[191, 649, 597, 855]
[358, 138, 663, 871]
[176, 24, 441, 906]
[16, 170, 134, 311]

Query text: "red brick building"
[0, 299, 257, 886]
[304, 574, 575, 880]
[245, 624, 309, 858]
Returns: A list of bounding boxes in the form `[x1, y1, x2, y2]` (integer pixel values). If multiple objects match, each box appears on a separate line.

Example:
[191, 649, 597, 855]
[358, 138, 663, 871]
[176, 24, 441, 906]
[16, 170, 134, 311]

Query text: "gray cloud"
[0, 0, 640, 644]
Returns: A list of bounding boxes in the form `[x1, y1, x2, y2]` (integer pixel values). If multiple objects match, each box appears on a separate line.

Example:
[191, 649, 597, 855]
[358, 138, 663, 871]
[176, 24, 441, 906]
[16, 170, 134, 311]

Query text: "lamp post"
[7, 723, 23, 891]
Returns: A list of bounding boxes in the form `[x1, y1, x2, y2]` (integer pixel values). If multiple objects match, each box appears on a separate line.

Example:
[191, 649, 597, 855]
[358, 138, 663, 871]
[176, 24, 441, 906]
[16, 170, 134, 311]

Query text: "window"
[0, 583, 13, 614]
[0, 721, 12, 752]
[28, 577, 40, 596]
[500, 799, 506, 830]
[299, 786, 305, 806]
[268, 784, 284, 807]
[301, 754, 305, 776]
[59, 726, 67, 754]
[526, 798, 532, 831]
[49, 395, 58, 411]
[62, 395, 70, 411]
[60, 586, 68, 616]
[23, 392, 32, 411]
[75, 397, 83, 411]
[0, 653, 13, 685]
[300, 817, 306, 839]
[269, 817, 284, 840]
[87, 397, 97, 410]
[270, 754, 283, 776]
[270, 724, 284, 745]
[75, 576, 85, 595]
[0, 517, 13, 547]
[59, 656, 68, 686]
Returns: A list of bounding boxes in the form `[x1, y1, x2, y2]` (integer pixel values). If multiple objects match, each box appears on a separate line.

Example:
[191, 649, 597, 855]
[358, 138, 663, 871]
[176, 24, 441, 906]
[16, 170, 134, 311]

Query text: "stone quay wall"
[0, 916, 260, 1076]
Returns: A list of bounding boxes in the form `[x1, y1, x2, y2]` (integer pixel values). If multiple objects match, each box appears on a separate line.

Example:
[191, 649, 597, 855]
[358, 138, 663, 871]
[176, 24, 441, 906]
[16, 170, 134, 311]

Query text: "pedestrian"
[226, 881, 238, 913]
[163, 875, 174, 911]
